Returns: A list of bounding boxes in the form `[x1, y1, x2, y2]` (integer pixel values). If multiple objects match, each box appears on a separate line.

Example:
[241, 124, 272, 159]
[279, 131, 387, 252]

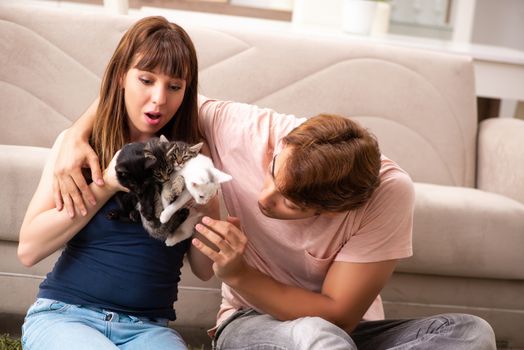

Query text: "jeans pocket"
[26, 298, 71, 317]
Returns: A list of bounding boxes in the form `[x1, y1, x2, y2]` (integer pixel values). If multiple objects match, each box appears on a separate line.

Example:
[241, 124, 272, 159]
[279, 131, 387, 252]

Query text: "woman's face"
[123, 66, 186, 142]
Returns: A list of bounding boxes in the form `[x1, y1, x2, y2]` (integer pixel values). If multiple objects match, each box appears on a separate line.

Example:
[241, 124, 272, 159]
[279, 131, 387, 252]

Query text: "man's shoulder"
[374, 155, 415, 202]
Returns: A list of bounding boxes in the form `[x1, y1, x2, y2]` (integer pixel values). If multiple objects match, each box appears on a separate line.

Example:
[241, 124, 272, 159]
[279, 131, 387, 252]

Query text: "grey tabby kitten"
[140, 135, 203, 242]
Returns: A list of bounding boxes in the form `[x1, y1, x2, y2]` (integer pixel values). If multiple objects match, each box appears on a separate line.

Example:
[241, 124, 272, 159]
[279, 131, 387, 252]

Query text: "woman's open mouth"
[144, 112, 161, 125]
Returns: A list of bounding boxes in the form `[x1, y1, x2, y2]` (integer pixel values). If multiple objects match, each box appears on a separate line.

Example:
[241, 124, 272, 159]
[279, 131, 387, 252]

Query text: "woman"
[18, 16, 213, 350]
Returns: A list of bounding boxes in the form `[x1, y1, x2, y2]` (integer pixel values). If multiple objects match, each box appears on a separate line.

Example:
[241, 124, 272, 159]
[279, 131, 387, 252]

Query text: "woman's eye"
[169, 85, 181, 91]
[139, 77, 152, 85]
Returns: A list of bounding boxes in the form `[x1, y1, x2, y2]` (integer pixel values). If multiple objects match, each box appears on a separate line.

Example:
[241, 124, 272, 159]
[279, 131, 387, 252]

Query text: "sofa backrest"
[0, 3, 477, 187]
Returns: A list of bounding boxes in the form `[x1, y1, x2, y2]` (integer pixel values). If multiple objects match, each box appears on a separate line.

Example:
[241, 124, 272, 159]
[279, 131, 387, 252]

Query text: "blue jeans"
[22, 298, 187, 350]
[213, 309, 496, 350]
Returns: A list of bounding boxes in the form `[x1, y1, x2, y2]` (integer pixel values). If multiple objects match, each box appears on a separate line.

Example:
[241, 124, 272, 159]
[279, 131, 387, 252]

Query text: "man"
[54, 97, 496, 349]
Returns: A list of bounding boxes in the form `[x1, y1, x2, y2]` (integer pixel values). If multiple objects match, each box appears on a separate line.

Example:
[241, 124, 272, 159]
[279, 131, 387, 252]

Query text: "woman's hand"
[192, 216, 249, 284]
[53, 128, 103, 217]
[103, 150, 128, 194]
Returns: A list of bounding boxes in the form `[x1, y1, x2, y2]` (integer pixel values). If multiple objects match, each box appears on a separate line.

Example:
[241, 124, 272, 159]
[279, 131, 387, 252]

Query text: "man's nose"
[258, 187, 277, 209]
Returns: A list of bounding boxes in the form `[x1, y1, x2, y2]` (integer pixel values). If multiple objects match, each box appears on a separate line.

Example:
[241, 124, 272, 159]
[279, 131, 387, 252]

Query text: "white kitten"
[161, 154, 232, 246]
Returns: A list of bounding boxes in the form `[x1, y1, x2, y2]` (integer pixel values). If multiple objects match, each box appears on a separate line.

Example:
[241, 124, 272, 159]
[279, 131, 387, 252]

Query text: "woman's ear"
[119, 72, 127, 89]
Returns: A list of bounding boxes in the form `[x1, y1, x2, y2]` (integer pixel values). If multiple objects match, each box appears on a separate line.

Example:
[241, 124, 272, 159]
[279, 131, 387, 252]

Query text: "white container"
[370, 1, 391, 36]
[341, 0, 378, 35]
[103, 0, 128, 15]
[292, 0, 344, 29]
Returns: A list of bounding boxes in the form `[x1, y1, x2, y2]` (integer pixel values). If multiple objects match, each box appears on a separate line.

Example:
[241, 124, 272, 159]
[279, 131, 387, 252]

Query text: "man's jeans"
[22, 298, 187, 350]
[213, 309, 496, 350]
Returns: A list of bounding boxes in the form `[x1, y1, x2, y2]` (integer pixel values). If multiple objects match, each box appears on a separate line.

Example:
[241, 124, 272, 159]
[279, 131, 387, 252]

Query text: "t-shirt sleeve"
[197, 95, 304, 158]
[335, 167, 415, 263]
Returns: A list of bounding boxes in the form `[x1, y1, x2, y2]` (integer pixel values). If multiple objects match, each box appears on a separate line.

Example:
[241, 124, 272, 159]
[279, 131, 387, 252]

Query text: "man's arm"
[193, 216, 397, 333]
[19, 131, 122, 267]
[54, 98, 100, 217]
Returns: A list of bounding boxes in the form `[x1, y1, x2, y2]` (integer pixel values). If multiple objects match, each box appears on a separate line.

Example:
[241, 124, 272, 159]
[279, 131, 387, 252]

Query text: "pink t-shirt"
[198, 97, 414, 327]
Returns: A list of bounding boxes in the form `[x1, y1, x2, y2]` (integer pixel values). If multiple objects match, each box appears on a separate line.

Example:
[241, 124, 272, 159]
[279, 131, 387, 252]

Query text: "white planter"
[342, 0, 391, 36]
[231, 0, 293, 10]
[292, 0, 344, 29]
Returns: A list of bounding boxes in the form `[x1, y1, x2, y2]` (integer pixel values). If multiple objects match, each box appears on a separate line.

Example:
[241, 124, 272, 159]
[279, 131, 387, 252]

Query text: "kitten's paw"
[159, 210, 171, 224]
[172, 176, 185, 194]
[165, 235, 181, 247]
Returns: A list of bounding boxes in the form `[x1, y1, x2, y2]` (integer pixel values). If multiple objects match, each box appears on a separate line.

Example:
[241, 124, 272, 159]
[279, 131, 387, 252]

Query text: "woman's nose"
[152, 86, 167, 106]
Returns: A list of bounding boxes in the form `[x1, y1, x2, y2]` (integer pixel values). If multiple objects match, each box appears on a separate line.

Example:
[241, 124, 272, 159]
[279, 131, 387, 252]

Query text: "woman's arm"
[186, 142, 218, 281]
[53, 98, 101, 217]
[18, 130, 121, 267]
[186, 196, 218, 281]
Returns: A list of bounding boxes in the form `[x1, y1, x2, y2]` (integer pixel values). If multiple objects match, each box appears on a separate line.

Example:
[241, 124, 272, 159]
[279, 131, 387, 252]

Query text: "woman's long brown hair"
[92, 16, 200, 170]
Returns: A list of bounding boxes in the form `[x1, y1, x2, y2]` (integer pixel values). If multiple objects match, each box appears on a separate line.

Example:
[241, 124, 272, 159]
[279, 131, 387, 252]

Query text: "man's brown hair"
[278, 114, 381, 212]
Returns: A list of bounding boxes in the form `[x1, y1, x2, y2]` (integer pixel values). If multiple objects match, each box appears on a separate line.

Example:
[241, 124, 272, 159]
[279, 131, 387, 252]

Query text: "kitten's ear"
[190, 142, 204, 154]
[144, 152, 157, 169]
[211, 168, 232, 183]
[159, 135, 169, 143]
[166, 143, 177, 158]
[115, 164, 125, 174]
[145, 157, 157, 169]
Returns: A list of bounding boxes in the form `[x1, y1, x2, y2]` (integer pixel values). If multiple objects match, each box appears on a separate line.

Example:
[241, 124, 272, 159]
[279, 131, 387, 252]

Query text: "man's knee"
[433, 313, 496, 350]
[460, 314, 496, 350]
[290, 317, 356, 350]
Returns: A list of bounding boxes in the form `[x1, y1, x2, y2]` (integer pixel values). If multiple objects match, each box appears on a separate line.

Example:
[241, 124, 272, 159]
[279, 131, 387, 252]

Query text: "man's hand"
[53, 129, 103, 217]
[193, 216, 249, 283]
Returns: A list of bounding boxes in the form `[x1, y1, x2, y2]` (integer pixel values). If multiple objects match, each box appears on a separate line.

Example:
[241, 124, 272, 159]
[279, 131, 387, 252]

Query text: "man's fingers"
[88, 154, 104, 186]
[226, 216, 241, 229]
[61, 192, 75, 218]
[192, 238, 221, 262]
[195, 223, 232, 254]
[203, 216, 245, 248]
[53, 177, 64, 211]
[70, 169, 96, 206]
[59, 176, 85, 217]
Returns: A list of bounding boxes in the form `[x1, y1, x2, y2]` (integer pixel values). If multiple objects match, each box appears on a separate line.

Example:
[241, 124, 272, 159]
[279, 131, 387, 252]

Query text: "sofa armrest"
[0, 145, 50, 242]
[477, 118, 524, 205]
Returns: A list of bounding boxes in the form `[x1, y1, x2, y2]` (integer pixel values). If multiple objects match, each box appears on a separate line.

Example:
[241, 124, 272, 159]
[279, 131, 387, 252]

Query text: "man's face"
[257, 146, 320, 220]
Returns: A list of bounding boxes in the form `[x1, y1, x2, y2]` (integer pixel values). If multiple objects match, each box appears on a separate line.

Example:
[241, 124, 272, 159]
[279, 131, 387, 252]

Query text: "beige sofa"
[1, 3, 523, 349]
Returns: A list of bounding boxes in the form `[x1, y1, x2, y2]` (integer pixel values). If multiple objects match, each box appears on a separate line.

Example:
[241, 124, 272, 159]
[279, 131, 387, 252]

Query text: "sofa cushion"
[0, 145, 50, 242]
[397, 183, 524, 280]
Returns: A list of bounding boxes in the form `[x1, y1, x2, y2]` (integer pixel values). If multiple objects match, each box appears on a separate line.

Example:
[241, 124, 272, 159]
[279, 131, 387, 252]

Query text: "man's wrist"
[223, 262, 253, 288]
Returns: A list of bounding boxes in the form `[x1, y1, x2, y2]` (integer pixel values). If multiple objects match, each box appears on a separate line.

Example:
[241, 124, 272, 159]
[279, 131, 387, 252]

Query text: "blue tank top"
[38, 198, 190, 320]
